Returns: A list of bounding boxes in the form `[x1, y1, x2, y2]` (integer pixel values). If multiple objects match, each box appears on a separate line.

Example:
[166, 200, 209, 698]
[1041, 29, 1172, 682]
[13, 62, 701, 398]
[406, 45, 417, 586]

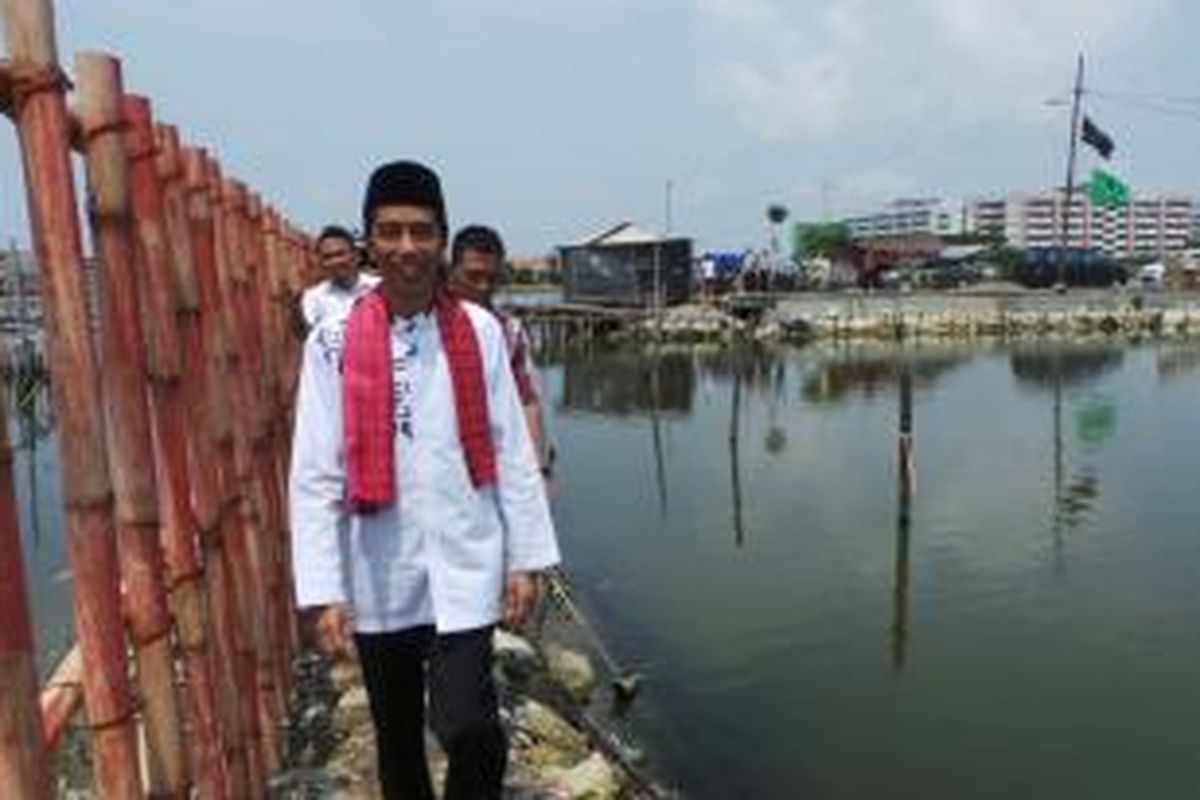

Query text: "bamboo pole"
[127, 96, 248, 799]
[150, 128, 229, 799]
[0, 1, 142, 796]
[219, 176, 281, 776]
[0, 343, 50, 798]
[259, 206, 298, 675]
[182, 147, 251, 798]
[246, 192, 291, 723]
[207, 159, 268, 791]
[77, 53, 189, 799]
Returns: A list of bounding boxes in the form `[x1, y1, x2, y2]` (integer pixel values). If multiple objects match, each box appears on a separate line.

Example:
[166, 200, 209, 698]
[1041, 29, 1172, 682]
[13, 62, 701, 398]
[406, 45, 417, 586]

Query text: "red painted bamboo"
[218, 176, 282, 776]
[243, 193, 290, 729]
[77, 53, 189, 799]
[181, 148, 251, 799]
[259, 206, 298, 678]
[0, 346, 50, 798]
[207, 159, 269, 791]
[1, 1, 142, 796]
[149, 126, 230, 800]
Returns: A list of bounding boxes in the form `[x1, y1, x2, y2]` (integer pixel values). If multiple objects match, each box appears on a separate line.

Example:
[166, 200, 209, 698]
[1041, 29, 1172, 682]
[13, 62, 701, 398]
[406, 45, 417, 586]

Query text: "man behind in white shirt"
[447, 224, 553, 480]
[296, 224, 380, 335]
[289, 161, 559, 799]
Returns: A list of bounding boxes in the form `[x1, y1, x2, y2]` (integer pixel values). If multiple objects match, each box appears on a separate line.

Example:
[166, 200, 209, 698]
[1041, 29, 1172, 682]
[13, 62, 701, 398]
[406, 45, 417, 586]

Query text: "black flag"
[1081, 116, 1114, 159]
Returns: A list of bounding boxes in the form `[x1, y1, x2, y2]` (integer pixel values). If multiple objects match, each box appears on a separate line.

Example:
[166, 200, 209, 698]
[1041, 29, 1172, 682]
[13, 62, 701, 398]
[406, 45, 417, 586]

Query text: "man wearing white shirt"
[289, 161, 559, 799]
[298, 224, 380, 334]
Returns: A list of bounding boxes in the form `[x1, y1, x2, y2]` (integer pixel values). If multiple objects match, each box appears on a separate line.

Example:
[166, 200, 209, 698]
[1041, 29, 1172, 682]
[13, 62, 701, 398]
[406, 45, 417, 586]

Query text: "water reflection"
[802, 345, 967, 405]
[1010, 343, 1124, 389]
[560, 348, 695, 416]
[1017, 346, 1121, 572]
[1155, 345, 1200, 383]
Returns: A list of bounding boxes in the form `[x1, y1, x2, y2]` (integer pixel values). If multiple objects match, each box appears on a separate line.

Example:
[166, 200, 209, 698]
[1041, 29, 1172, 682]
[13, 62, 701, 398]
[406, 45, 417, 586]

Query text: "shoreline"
[511, 288, 1200, 346]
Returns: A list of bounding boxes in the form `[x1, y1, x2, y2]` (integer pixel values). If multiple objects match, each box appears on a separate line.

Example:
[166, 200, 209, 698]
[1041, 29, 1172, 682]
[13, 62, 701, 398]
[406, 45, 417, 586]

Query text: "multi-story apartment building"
[966, 190, 1195, 258]
[843, 198, 963, 240]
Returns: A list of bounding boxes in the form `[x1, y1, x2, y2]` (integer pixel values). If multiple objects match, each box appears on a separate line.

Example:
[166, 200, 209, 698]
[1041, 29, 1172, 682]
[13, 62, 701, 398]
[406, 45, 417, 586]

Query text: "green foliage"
[986, 245, 1025, 281]
[792, 221, 851, 259]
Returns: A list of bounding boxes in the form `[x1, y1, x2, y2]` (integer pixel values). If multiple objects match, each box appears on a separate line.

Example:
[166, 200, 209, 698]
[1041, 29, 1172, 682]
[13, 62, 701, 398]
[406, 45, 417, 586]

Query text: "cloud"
[694, 0, 1175, 142]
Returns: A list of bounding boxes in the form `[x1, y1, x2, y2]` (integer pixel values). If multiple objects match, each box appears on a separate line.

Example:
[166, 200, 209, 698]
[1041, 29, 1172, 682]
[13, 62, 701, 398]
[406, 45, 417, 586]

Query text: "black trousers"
[354, 625, 506, 800]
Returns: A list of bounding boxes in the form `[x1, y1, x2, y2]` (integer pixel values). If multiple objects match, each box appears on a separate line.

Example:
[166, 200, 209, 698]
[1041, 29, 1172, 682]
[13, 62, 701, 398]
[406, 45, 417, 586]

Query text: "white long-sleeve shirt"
[288, 299, 560, 633]
[300, 272, 381, 329]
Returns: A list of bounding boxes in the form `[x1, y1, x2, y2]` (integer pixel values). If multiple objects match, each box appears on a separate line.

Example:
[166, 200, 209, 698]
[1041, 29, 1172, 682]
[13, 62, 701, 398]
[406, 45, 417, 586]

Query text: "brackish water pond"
[22, 338, 1200, 797]
[541, 340, 1200, 799]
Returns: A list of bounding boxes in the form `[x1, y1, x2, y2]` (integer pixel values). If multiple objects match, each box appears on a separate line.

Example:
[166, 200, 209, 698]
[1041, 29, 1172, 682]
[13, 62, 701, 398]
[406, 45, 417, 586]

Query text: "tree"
[793, 221, 852, 259]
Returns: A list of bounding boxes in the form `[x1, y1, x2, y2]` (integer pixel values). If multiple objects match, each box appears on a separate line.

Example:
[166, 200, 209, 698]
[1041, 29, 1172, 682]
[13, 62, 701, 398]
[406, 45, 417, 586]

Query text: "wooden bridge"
[0, 1, 315, 796]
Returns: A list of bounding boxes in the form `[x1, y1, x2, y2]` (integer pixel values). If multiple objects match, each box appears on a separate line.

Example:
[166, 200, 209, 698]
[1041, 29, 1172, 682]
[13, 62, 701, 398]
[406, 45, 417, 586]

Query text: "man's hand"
[310, 604, 354, 659]
[503, 571, 539, 629]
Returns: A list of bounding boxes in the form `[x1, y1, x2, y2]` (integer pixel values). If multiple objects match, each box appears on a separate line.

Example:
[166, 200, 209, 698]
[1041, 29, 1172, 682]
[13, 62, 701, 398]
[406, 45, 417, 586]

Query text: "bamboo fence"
[0, 0, 311, 796]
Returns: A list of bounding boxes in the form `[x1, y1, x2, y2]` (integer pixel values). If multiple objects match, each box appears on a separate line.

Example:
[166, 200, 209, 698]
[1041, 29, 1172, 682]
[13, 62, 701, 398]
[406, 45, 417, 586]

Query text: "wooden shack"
[559, 221, 693, 306]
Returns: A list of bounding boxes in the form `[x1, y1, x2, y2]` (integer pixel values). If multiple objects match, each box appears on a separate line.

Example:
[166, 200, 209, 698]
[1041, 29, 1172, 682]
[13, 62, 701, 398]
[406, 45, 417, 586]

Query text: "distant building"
[966, 190, 1195, 258]
[842, 198, 964, 240]
[558, 222, 692, 306]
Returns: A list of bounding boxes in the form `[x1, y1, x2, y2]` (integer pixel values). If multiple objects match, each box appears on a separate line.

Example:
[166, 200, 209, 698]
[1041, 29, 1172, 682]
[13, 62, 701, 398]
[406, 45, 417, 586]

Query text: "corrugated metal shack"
[559, 221, 693, 306]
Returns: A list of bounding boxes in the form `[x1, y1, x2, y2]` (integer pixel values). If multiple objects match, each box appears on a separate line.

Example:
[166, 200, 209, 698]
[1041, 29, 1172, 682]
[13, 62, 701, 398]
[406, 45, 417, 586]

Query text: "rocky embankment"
[612, 291, 1200, 344]
[272, 622, 667, 799]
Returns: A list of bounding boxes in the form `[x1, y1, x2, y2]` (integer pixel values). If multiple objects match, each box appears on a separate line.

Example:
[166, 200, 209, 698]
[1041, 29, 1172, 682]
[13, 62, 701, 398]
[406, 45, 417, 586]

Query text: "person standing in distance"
[295, 224, 379, 336]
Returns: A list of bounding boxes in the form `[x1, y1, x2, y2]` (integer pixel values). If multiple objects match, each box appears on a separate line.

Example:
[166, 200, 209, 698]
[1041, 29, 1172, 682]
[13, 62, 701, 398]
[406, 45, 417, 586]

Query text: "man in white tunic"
[289, 161, 559, 799]
[297, 224, 380, 335]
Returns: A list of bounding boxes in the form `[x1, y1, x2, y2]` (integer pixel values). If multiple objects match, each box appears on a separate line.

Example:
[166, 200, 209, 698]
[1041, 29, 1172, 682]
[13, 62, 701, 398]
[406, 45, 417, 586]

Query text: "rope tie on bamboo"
[89, 702, 139, 733]
[167, 566, 205, 593]
[10, 62, 71, 112]
[127, 623, 173, 649]
[80, 118, 129, 143]
[65, 494, 115, 513]
[126, 139, 159, 164]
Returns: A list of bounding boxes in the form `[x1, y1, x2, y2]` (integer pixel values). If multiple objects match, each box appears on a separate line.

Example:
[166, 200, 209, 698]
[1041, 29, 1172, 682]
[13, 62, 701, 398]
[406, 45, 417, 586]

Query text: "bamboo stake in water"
[1, 1, 141, 795]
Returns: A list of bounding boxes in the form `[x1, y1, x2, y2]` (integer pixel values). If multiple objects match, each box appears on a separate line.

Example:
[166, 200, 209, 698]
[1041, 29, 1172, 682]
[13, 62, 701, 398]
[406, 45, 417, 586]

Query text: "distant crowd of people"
[288, 160, 558, 799]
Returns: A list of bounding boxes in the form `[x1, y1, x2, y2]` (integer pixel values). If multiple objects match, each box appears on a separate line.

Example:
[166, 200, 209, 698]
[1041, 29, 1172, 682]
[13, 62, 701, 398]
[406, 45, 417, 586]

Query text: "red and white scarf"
[342, 288, 496, 512]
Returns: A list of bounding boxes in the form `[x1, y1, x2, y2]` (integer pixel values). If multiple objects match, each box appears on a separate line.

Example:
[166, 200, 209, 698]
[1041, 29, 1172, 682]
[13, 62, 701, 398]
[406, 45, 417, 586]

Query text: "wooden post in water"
[77, 54, 190, 798]
[891, 367, 914, 673]
[0, 347, 50, 798]
[1, 1, 142, 796]
[729, 365, 745, 548]
[182, 147, 252, 797]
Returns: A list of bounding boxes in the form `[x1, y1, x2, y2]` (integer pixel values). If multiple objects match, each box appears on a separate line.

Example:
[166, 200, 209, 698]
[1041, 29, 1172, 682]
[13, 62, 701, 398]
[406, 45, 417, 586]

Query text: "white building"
[966, 190, 1195, 258]
[843, 198, 964, 239]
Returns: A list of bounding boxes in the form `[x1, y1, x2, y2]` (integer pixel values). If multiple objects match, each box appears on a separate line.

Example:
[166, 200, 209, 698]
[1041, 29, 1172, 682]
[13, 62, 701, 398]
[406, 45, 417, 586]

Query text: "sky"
[0, 0, 1198, 255]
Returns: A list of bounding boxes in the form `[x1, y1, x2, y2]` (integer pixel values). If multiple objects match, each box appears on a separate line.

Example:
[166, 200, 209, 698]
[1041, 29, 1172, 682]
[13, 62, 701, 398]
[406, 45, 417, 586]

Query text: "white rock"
[545, 644, 597, 700]
[545, 752, 623, 800]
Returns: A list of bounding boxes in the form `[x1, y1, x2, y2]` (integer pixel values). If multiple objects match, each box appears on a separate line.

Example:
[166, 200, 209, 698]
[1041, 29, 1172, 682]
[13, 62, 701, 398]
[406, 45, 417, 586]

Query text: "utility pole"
[1058, 53, 1085, 291]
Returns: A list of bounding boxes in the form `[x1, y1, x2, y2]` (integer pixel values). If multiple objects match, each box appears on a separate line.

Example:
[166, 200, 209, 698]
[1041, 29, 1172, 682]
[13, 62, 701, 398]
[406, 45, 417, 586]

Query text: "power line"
[1088, 91, 1200, 124]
